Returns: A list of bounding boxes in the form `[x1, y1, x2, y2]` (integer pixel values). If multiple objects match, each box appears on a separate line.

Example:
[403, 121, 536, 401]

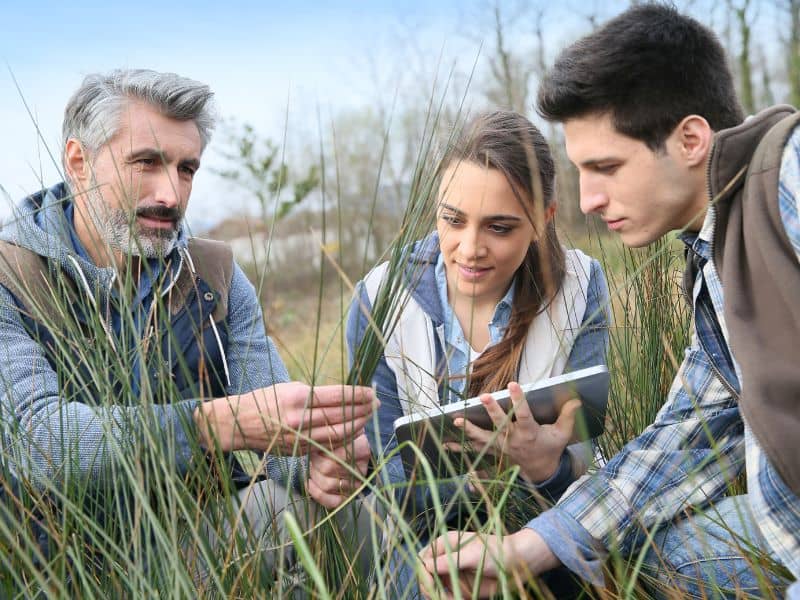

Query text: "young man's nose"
[578, 177, 609, 215]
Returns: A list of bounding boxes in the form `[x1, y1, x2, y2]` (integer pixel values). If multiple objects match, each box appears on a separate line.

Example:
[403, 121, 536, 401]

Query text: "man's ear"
[674, 115, 713, 167]
[64, 139, 91, 189]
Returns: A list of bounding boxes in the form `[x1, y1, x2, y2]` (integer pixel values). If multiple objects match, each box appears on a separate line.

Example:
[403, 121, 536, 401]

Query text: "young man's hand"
[193, 382, 377, 454]
[307, 432, 372, 508]
[417, 528, 560, 599]
[452, 381, 580, 483]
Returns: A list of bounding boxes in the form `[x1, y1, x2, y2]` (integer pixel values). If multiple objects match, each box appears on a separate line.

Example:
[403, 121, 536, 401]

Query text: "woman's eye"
[488, 224, 512, 234]
[440, 214, 462, 225]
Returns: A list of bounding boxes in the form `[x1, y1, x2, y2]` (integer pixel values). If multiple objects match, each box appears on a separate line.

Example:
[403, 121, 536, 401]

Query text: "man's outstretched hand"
[194, 382, 377, 454]
[418, 528, 561, 599]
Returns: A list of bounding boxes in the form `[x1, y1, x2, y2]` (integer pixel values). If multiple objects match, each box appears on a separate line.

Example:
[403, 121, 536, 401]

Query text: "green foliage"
[594, 234, 692, 458]
[214, 122, 320, 222]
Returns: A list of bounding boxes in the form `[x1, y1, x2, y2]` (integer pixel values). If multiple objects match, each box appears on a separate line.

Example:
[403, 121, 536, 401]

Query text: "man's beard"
[85, 188, 182, 259]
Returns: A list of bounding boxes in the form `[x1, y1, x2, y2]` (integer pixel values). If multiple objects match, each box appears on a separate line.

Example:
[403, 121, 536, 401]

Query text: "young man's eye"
[179, 165, 196, 177]
[594, 164, 620, 175]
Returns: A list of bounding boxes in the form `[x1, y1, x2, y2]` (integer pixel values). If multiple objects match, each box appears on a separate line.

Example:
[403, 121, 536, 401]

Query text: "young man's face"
[564, 112, 707, 247]
[70, 101, 202, 263]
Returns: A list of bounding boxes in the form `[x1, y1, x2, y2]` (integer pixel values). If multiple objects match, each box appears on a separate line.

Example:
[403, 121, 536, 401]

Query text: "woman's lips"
[457, 263, 492, 281]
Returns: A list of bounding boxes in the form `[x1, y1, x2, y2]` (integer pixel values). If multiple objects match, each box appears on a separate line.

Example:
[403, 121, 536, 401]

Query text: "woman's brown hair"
[438, 111, 566, 397]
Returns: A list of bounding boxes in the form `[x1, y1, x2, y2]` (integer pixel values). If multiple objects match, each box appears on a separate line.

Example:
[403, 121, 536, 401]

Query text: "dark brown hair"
[438, 111, 566, 396]
[537, 3, 743, 151]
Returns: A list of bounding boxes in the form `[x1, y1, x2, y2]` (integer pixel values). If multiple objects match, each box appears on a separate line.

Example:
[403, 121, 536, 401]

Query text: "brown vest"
[708, 105, 800, 495]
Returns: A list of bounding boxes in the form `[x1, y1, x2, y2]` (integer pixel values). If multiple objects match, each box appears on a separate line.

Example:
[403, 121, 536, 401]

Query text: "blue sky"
[0, 0, 472, 224]
[0, 0, 778, 227]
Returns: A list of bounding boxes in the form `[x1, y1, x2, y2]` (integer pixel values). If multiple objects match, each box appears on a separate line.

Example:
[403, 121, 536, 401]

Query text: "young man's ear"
[674, 115, 713, 167]
[64, 139, 91, 189]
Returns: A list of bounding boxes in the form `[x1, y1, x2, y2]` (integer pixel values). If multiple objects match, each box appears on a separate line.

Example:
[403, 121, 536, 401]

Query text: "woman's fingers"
[453, 417, 493, 452]
[508, 381, 536, 425]
[554, 398, 582, 441]
[480, 393, 511, 430]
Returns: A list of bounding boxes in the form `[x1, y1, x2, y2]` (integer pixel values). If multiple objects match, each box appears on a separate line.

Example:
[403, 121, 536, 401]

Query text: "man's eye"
[179, 165, 196, 177]
[137, 158, 156, 166]
[595, 164, 619, 174]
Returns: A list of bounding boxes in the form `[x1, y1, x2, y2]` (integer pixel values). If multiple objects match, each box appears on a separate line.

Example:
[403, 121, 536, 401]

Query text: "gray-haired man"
[0, 69, 374, 587]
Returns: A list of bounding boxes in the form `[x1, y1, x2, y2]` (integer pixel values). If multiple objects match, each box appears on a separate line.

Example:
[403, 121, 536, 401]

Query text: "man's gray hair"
[62, 69, 217, 158]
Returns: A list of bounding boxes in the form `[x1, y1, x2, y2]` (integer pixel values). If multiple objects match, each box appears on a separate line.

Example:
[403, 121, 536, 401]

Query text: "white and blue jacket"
[346, 232, 611, 513]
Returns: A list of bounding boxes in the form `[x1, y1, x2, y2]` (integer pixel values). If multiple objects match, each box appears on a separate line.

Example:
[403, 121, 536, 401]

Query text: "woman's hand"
[452, 382, 581, 483]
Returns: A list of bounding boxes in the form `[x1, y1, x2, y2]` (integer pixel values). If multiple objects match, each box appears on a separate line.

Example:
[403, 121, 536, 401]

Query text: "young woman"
[343, 111, 610, 597]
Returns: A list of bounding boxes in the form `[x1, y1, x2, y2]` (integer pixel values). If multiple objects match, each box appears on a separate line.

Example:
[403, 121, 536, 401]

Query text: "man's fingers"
[307, 478, 344, 509]
[308, 415, 370, 446]
[308, 384, 377, 407]
[301, 402, 374, 428]
[420, 531, 473, 571]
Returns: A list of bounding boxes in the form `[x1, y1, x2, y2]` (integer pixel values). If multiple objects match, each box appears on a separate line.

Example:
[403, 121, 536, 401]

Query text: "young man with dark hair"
[419, 4, 800, 598]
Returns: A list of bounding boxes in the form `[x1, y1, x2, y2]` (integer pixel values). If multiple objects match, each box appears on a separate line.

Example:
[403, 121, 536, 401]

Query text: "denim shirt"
[434, 252, 515, 401]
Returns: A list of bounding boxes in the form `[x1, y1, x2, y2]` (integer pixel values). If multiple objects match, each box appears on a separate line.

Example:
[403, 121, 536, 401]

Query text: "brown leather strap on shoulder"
[183, 238, 234, 322]
[0, 241, 70, 327]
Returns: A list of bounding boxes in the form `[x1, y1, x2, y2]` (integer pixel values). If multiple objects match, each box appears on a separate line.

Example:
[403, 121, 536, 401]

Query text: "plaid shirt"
[528, 126, 800, 584]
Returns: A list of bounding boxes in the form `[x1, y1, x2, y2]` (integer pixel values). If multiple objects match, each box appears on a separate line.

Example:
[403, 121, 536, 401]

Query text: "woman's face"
[436, 161, 540, 308]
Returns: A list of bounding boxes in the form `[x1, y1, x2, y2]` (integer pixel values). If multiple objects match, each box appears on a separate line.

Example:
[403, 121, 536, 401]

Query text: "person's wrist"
[521, 453, 562, 484]
[506, 528, 561, 575]
[194, 396, 237, 452]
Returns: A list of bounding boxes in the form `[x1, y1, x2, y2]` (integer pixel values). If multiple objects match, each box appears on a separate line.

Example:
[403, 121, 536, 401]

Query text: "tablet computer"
[392, 365, 609, 480]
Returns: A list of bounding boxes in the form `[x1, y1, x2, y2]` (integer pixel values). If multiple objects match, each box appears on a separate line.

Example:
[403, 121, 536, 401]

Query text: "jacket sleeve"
[0, 284, 199, 490]
[527, 325, 742, 584]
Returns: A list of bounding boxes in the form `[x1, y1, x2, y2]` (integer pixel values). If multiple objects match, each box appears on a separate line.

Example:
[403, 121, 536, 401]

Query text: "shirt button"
[203, 292, 214, 302]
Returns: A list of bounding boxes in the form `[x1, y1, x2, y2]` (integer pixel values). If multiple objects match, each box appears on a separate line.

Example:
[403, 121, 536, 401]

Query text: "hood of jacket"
[0, 182, 188, 302]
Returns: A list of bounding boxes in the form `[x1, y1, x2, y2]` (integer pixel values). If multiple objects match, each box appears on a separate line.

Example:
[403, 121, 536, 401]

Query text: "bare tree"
[726, 0, 757, 114]
[782, 0, 800, 106]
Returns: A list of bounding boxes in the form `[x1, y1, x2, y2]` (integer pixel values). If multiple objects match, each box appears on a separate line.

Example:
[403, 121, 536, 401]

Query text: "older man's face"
[72, 101, 202, 262]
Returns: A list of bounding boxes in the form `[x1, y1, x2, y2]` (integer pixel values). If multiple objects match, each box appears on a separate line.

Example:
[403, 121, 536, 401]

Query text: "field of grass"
[0, 217, 789, 599]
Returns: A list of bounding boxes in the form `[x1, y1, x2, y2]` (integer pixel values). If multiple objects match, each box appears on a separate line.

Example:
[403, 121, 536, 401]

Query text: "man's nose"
[152, 167, 182, 208]
[578, 175, 609, 215]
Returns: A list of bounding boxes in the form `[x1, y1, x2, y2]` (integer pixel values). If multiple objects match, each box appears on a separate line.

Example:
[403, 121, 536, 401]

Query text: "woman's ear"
[674, 115, 713, 168]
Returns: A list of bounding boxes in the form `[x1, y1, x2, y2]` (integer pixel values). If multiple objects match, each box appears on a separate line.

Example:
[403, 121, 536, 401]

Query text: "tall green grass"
[0, 106, 791, 600]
